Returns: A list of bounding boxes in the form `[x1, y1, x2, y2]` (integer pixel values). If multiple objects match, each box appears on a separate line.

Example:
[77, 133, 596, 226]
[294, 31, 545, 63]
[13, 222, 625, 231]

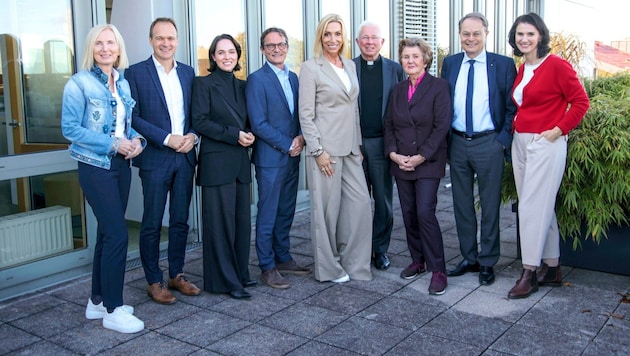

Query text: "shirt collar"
[268, 62, 289, 76]
[152, 54, 178, 72]
[463, 50, 487, 65]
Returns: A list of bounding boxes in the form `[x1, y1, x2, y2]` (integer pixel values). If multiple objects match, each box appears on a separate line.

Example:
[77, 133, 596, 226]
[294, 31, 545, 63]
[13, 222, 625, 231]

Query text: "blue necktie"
[465, 59, 475, 137]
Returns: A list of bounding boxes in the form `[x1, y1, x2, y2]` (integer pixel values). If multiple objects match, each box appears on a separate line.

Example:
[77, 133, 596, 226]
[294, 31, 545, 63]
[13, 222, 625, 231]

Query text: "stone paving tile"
[135, 299, 204, 330]
[257, 274, 332, 301]
[304, 284, 384, 315]
[156, 309, 251, 348]
[106, 331, 200, 355]
[0, 323, 41, 354]
[420, 309, 512, 348]
[174, 291, 230, 310]
[259, 302, 349, 338]
[393, 276, 471, 309]
[208, 289, 296, 322]
[452, 288, 541, 323]
[286, 340, 362, 355]
[46, 276, 92, 307]
[190, 349, 221, 356]
[47, 320, 146, 354]
[8, 339, 79, 355]
[345, 268, 409, 296]
[316, 316, 412, 355]
[564, 268, 630, 293]
[386, 331, 484, 355]
[182, 257, 205, 279]
[206, 323, 308, 355]
[357, 294, 446, 331]
[489, 323, 591, 355]
[0, 293, 66, 323]
[517, 283, 620, 340]
[9, 300, 88, 339]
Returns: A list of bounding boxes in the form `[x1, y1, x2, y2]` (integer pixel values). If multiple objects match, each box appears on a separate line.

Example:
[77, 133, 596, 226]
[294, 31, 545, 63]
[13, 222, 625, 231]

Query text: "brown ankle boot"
[537, 263, 562, 286]
[508, 269, 539, 299]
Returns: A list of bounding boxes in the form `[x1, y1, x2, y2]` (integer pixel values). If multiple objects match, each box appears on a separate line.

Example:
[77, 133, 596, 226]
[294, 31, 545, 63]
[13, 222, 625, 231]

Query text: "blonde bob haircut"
[80, 24, 130, 71]
[313, 13, 347, 58]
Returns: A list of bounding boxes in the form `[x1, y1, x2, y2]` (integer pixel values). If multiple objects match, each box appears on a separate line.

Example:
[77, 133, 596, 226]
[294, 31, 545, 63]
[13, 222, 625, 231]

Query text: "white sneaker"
[85, 298, 134, 319]
[102, 306, 144, 334]
[332, 273, 350, 283]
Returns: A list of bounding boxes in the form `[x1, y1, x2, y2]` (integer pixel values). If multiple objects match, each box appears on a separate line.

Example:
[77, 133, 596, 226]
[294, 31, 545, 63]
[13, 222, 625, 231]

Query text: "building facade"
[0, 0, 542, 301]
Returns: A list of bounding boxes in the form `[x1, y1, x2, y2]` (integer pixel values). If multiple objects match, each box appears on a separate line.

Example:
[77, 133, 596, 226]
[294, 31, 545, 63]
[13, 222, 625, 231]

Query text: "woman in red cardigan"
[507, 13, 590, 299]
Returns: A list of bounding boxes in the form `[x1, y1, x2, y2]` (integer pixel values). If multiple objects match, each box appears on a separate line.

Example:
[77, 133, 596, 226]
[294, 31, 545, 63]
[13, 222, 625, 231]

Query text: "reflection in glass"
[194, 0, 247, 79]
[0, 171, 86, 270]
[321, 0, 352, 58]
[366, 0, 392, 59]
[264, 0, 305, 73]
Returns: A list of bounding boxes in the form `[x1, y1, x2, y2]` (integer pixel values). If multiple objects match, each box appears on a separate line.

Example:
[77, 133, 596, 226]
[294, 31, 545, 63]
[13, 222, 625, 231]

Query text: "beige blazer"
[298, 56, 362, 157]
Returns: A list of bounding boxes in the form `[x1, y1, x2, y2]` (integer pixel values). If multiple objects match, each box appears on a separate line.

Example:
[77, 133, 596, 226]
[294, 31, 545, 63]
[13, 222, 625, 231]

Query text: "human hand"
[289, 135, 305, 156]
[175, 133, 197, 153]
[538, 126, 563, 143]
[316, 151, 336, 177]
[238, 131, 255, 147]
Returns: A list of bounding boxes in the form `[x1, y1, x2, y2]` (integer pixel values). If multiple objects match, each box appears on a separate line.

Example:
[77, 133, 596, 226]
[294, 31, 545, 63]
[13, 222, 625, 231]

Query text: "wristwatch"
[311, 145, 324, 157]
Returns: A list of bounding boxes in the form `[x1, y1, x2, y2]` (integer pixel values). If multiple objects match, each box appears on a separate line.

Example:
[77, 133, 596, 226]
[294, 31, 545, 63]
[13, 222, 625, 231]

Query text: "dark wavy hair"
[260, 27, 288, 48]
[508, 12, 551, 59]
[208, 34, 242, 72]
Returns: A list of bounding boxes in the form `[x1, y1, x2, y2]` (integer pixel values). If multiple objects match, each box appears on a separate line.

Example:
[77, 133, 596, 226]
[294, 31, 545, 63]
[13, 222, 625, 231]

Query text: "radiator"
[0, 206, 74, 269]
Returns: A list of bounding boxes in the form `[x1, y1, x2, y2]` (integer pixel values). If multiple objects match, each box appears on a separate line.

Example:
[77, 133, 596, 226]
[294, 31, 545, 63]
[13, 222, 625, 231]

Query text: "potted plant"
[502, 73, 630, 275]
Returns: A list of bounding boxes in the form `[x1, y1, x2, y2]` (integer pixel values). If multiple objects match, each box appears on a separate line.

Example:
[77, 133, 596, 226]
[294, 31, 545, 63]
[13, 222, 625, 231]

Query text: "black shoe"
[373, 253, 391, 270]
[229, 289, 252, 299]
[242, 280, 258, 287]
[479, 266, 495, 285]
[446, 260, 480, 277]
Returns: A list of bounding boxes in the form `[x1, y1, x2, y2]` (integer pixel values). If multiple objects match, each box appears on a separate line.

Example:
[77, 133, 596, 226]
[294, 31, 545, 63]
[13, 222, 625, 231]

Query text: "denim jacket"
[61, 66, 145, 169]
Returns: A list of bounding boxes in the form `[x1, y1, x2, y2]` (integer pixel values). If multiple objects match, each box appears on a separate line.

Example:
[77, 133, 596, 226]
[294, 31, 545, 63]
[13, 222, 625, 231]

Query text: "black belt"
[452, 129, 494, 140]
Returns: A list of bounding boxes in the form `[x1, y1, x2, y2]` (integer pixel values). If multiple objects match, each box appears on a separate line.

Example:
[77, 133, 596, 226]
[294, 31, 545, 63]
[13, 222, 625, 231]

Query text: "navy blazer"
[246, 62, 300, 168]
[191, 72, 251, 186]
[126, 56, 197, 169]
[353, 55, 405, 121]
[441, 52, 517, 151]
[384, 74, 452, 180]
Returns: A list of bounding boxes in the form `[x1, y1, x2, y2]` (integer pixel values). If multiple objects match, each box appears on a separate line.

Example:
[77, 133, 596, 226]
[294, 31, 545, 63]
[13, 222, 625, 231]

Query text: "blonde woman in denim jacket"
[61, 24, 145, 334]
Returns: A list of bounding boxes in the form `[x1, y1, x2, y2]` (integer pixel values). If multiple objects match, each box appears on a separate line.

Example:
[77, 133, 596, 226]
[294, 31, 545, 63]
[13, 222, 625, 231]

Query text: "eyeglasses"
[263, 42, 288, 51]
[359, 35, 381, 42]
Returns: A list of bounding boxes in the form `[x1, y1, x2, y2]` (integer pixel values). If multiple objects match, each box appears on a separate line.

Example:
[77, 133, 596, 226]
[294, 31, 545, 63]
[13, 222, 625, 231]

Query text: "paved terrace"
[1, 170, 629, 355]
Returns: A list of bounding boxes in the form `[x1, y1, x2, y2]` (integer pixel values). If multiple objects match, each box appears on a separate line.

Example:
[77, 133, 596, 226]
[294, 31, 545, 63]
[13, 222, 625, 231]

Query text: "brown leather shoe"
[168, 273, 201, 296]
[261, 268, 290, 289]
[147, 282, 177, 304]
[508, 269, 539, 299]
[537, 263, 563, 286]
[276, 260, 311, 276]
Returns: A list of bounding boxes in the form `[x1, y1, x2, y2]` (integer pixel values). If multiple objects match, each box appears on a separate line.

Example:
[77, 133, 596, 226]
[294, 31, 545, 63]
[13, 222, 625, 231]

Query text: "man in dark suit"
[246, 27, 310, 289]
[441, 12, 517, 286]
[352, 21, 405, 270]
[126, 17, 200, 304]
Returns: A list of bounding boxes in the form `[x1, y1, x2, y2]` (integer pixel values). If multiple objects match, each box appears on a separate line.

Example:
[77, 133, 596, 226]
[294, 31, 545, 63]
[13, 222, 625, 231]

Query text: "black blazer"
[384, 74, 452, 180]
[191, 72, 251, 186]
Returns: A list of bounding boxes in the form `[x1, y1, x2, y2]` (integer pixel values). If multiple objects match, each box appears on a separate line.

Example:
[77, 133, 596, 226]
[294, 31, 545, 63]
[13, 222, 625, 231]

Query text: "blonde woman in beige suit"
[299, 13, 373, 283]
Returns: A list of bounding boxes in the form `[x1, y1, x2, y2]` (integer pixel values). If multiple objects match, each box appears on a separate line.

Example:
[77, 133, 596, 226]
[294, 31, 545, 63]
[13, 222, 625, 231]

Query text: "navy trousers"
[254, 157, 300, 272]
[138, 153, 195, 284]
[78, 155, 131, 310]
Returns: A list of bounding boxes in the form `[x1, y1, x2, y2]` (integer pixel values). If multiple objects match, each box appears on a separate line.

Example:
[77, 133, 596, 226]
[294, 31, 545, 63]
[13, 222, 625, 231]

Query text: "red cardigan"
[512, 54, 589, 134]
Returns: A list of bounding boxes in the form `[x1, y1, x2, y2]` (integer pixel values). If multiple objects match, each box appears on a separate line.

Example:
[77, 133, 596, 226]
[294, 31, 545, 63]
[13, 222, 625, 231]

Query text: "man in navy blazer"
[126, 18, 200, 303]
[246, 27, 310, 289]
[352, 21, 405, 271]
[441, 12, 517, 286]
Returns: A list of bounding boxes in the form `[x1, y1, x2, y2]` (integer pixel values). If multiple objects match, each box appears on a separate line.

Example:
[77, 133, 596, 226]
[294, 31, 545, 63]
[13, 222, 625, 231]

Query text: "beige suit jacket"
[298, 56, 362, 157]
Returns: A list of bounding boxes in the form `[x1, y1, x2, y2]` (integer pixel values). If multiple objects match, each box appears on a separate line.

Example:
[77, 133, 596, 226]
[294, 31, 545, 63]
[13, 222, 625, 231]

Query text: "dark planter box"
[560, 222, 630, 276]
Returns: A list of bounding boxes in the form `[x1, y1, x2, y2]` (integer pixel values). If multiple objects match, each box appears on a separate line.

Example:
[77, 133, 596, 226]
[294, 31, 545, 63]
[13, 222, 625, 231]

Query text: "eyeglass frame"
[262, 42, 288, 51]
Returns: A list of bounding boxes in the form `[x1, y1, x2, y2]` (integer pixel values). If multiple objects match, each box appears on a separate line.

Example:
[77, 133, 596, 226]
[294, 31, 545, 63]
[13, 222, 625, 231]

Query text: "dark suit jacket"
[441, 52, 517, 151]
[126, 56, 196, 170]
[191, 71, 251, 186]
[352, 55, 405, 121]
[384, 74, 452, 180]
[246, 62, 300, 168]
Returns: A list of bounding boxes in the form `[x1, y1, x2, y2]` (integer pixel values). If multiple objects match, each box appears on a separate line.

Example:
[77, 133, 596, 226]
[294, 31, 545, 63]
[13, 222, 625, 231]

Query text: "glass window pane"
[194, 0, 247, 79]
[321, 0, 353, 58]
[264, 0, 304, 73]
[365, 0, 391, 59]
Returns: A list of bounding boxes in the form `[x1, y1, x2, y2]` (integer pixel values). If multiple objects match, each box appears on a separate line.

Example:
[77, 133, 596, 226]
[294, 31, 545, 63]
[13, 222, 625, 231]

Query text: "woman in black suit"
[384, 38, 451, 295]
[191, 34, 256, 299]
